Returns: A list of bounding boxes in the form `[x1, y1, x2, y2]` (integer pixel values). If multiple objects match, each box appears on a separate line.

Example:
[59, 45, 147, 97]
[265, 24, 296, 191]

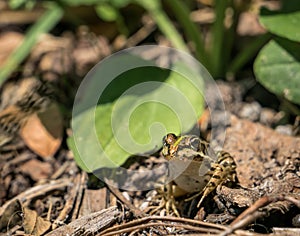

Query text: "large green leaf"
[69, 63, 205, 172]
[254, 38, 300, 105]
[259, 7, 300, 42]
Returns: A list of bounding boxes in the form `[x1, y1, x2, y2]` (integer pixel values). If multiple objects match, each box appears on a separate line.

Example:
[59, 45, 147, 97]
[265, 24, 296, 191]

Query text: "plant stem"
[136, 0, 189, 52]
[0, 3, 63, 85]
[210, 0, 228, 78]
[222, 0, 239, 77]
[281, 98, 300, 116]
[165, 0, 209, 69]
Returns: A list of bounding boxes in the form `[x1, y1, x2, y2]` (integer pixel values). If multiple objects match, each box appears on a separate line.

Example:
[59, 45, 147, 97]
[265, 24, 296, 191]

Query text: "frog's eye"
[163, 133, 177, 146]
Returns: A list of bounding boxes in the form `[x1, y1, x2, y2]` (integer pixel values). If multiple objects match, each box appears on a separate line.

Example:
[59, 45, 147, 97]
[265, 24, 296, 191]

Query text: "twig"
[71, 172, 87, 220]
[99, 215, 228, 236]
[52, 174, 82, 229]
[125, 15, 156, 48]
[230, 196, 270, 226]
[45, 207, 120, 236]
[50, 161, 70, 179]
[0, 179, 70, 216]
[284, 196, 300, 208]
[105, 180, 146, 218]
[100, 222, 222, 236]
[219, 194, 300, 236]
[231, 195, 300, 226]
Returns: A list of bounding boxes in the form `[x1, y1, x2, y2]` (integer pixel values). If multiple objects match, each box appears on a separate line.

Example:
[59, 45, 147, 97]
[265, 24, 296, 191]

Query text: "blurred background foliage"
[1, 0, 299, 108]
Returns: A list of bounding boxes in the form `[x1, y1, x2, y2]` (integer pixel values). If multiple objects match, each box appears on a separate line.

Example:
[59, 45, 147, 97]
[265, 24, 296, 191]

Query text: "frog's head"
[162, 133, 181, 160]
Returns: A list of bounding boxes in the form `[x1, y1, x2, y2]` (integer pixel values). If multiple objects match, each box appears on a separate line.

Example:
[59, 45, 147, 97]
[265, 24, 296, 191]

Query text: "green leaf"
[254, 38, 300, 105]
[259, 7, 300, 42]
[62, 0, 131, 7]
[134, 0, 189, 52]
[164, 0, 207, 68]
[110, 0, 132, 8]
[95, 4, 119, 22]
[69, 62, 205, 171]
[9, 0, 34, 9]
[61, 0, 106, 5]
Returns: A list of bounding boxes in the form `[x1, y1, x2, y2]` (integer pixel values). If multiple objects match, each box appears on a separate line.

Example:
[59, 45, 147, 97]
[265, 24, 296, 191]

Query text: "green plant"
[2, 0, 272, 85]
[163, 0, 272, 78]
[91, 0, 271, 78]
[254, 0, 300, 111]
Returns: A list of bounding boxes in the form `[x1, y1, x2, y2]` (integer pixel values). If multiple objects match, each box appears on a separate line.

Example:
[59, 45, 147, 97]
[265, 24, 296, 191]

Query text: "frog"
[155, 133, 236, 216]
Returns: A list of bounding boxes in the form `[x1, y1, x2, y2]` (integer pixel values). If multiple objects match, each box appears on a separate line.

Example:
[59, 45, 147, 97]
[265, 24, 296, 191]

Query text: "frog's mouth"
[161, 133, 183, 160]
[162, 146, 169, 157]
[162, 145, 180, 160]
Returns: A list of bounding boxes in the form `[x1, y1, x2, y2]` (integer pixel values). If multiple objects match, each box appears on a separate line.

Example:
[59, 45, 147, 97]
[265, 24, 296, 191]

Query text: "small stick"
[105, 180, 146, 218]
[99, 215, 228, 236]
[219, 194, 300, 236]
[0, 179, 70, 216]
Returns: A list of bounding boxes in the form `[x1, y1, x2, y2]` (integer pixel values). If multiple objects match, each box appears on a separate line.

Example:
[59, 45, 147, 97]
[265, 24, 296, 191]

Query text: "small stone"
[259, 108, 276, 126]
[275, 125, 293, 136]
[292, 214, 300, 227]
[239, 102, 261, 121]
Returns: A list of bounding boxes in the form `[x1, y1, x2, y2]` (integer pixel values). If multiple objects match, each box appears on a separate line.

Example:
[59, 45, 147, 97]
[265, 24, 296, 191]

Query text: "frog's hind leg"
[197, 152, 236, 207]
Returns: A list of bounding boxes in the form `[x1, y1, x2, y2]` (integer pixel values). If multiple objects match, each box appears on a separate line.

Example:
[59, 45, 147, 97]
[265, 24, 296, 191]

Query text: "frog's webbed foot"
[148, 183, 180, 217]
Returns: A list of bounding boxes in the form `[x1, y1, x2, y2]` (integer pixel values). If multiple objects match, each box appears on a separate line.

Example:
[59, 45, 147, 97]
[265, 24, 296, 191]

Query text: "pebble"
[275, 125, 293, 136]
[292, 214, 300, 227]
[239, 102, 261, 121]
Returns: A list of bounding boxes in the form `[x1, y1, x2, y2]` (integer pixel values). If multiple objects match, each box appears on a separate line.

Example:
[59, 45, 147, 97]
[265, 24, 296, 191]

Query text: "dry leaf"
[20, 103, 63, 158]
[0, 199, 51, 235]
[19, 159, 53, 181]
[23, 207, 51, 235]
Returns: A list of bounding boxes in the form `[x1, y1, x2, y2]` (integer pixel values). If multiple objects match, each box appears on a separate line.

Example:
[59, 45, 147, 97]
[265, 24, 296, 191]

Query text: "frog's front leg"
[149, 182, 181, 216]
[164, 183, 181, 216]
[150, 182, 179, 216]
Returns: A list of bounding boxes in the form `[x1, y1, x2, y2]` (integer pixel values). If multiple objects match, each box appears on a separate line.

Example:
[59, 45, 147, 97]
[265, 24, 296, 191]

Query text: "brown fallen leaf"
[20, 102, 63, 158]
[19, 159, 53, 181]
[23, 207, 51, 236]
[0, 199, 51, 235]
